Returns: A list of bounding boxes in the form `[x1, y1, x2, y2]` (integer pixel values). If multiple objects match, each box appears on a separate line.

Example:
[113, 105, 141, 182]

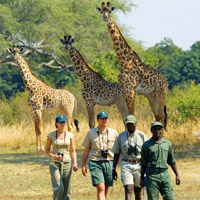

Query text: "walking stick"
[143, 176, 146, 200]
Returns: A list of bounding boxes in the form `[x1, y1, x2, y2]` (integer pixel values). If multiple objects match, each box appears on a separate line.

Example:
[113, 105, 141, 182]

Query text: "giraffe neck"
[15, 53, 45, 91]
[106, 17, 141, 68]
[68, 47, 103, 83]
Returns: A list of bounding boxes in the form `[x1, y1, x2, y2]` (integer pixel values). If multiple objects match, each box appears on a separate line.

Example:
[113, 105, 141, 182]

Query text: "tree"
[0, 0, 135, 98]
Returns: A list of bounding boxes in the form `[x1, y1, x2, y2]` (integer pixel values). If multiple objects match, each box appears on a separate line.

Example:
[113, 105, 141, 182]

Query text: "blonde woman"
[46, 115, 78, 200]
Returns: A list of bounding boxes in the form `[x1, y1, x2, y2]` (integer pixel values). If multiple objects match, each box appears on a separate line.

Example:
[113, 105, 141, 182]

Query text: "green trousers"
[49, 161, 72, 200]
[146, 168, 174, 200]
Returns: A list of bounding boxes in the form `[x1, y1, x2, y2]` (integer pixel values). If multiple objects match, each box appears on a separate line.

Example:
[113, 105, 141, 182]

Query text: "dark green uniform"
[141, 138, 176, 200]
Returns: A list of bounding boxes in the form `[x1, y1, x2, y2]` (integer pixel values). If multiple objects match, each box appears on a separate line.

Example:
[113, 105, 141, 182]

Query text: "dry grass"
[0, 111, 200, 199]
[0, 112, 200, 151]
[0, 150, 200, 200]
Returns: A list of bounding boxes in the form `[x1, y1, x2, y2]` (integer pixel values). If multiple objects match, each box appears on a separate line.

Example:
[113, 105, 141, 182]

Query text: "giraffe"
[60, 35, 129, 128]
[8, 47, 79, 151]
[97, 2, 168, 129]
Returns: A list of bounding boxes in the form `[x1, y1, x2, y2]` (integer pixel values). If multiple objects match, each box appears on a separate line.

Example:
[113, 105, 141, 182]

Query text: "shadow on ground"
[174, 144, 200, 159]
[0, 150, 84, 166]
[0, 143, 199, 166]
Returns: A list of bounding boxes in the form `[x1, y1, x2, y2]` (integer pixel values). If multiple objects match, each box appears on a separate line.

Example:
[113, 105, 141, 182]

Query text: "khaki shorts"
[121, 161, 141, 187]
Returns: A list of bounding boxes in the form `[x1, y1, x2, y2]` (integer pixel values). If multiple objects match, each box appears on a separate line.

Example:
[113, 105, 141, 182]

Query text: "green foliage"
[1, 82, 199, 126]
[167, 82, 200, 122]
[0, 66, 24, 98]
[0, 0, 134, 58]
[0, 91, 31, 124]
[89, 40, 145, 83]
[146, 38, 200, 89]
[0, 1, 200, 100]
[91, 51, 120, 82]
[0, 0, 135, 98]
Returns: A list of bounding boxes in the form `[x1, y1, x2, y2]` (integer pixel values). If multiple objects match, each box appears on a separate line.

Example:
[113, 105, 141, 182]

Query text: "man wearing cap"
[81, 112, 118, 200]
[140, 122, 181, 200]
[112, 115, 148, 200]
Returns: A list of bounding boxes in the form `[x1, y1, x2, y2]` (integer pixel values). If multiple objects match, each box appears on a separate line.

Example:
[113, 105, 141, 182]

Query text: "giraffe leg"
[118, 73, 137, 115]
[60, 102, 74, 132]
[59, 110, 73, 132]
[32, 110, 44, 152]
[147, 93, 166, 126]
[122, 88, 136, 116]
[147, 94, 158, 120]
[67, 115, 73, 132]
[156, 91, 167, 129]
[115, 99, 130, 128]
[85, 101, 95, 129]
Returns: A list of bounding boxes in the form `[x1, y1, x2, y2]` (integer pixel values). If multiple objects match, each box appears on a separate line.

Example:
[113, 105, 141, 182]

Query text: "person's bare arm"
[171, 163, 181, 185]
[70, 137, 78, 171]
[81, 147, 90, 176]
[112, 153, 120, 180]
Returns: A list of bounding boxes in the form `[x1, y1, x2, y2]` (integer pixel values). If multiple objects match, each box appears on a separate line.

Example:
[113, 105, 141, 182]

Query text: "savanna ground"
[1, 105, 200, 200]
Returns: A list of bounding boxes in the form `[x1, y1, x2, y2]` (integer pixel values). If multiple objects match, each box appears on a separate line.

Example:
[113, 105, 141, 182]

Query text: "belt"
[121, 159, 141, 164]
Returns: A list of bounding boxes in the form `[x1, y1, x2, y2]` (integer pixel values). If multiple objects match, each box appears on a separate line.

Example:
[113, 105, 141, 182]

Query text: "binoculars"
[127, 145, 138, 156]
[58, 153, 64, 157]
[101, 149, 108, 158]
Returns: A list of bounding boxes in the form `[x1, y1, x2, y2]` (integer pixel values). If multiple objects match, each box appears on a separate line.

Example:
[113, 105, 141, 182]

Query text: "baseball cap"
[97, 112, 108, 119]
[125, 115, 137, 124]
[55, 115, 67, 123]
[151, 121, 163, 128]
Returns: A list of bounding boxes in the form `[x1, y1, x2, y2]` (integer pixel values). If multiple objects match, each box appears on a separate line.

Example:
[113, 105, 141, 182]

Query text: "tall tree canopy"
[0, 1, 199, 98]
[145, 38, 200, 89]
[0, 0, 136, 97]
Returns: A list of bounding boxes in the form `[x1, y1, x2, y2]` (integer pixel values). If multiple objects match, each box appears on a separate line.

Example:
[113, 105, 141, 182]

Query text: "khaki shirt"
[48, 131, 74, 162]
[112, 130, 148, 160]
[141, 137, 176, 169]
[82, 127, 118, 161]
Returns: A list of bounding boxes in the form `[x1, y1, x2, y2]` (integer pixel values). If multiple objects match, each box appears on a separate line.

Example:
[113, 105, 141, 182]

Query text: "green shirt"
[141, 137, 176, 169]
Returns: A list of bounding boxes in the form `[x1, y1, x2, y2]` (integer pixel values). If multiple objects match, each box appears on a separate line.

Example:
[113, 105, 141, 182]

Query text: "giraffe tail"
[74, 98, 80, 132]
[74, 119, 79, 132]
[164, 105, 168, 131]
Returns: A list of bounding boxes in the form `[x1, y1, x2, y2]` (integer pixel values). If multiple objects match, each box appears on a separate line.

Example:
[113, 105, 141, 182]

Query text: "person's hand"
[112, 169, 118, 180]
[73, 163, 78, 172]
[176, 175, 181, 185]
[53, 154, 63, 161]
[82, 165, 87, 176]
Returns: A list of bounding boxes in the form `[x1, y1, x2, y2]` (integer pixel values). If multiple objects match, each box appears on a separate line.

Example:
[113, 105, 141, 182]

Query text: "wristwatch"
[112, 166, 116, 171]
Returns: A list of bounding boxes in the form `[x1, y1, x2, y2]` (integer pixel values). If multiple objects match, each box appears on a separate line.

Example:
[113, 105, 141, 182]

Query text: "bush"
[167, 82, 200, 122]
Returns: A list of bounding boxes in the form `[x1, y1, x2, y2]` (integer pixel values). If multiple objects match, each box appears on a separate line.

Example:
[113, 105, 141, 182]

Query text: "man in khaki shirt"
[82, 112, 118, 200]
[112, 115, 148, 200]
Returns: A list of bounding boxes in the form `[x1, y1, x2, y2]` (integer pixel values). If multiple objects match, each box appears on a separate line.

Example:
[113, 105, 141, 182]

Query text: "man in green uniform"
[140, 122, 181, 200]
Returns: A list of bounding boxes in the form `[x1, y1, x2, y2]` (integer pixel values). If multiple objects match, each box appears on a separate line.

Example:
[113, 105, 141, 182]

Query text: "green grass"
[0, 147, 200, 200]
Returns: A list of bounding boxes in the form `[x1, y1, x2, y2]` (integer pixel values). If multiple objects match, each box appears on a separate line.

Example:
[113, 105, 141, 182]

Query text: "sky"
[116, 0, 200, 50]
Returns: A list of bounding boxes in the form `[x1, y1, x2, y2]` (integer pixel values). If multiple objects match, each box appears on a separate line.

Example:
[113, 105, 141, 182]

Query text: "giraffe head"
[60, 35, 75, 51]
[97, 2, 115, 22]
[7, 46, 23, 61]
